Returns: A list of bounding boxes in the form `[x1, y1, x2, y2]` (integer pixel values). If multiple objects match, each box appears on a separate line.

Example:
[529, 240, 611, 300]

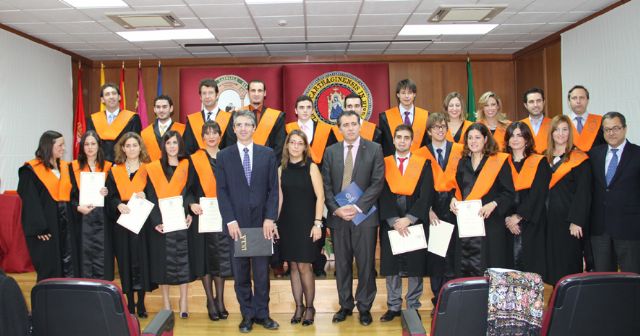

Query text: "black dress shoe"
[291, 305, 304, 324]
[207, 300, 220, 321]
[253, 317, 279, 330]
[239, 316, 254, 333]
[359, 311, 373, 326]
[332, 308, 353, 323]
[215, 300, 229, 319]
[379, 309, 401, 322]
[302, 307, 316, 326]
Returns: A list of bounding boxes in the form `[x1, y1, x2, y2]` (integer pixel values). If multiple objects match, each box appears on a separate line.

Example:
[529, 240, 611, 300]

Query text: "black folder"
[233, 227, 274, 257]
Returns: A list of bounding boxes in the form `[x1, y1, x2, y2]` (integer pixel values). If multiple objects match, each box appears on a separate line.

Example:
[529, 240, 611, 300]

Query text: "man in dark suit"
[322, 110, 384, 326]
[216, 110, 280, 333]
[589, 111, 640, 274]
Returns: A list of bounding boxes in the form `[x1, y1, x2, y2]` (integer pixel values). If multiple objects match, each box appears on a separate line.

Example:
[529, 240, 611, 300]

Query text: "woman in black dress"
[17, 130, 77, 281]
[145, 130, 194, 318]
[186, 121, 232, 321]
[106, 132, 154, 317]
[278, 130, 325, 326]
[450, 123, 515, 276]
[504, 122, 551, 277]
[544, 115, 591, 285]
[69, 130, 113, 280]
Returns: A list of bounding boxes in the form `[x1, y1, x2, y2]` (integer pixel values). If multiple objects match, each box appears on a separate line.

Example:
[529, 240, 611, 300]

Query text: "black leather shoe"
[253, 317, 279, 330]
[291, 305, 304, 324]
[359, 311, 373, 326]
[302, 307, 316, 326]
[379, 309, 401, 322]
[332, 308, 353, 323]
[239, 316, 254, 333]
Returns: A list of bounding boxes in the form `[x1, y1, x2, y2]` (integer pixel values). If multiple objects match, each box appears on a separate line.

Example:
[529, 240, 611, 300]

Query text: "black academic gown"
[455, 156, 515, 277]
[185, 152, 232, 278]
[86, 112, 142, 162]
[145, 163, 195, 285]
[183, 110, 230, 154]
[69, 164, 114, 280]
[17, 163, 77, 281]
[545, 158, 591, 285]
[379, 158, 435, 277]
[378, 110, 430, 157]
[106, 170, 155, 294]
[507, 158, 551, 278]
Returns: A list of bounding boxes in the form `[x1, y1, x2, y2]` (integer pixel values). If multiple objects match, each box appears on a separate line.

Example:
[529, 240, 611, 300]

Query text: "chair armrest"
[141, 309, 174, 336]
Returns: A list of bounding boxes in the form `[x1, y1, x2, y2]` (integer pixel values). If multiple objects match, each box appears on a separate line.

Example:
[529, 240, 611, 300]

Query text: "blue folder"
[335, 182, 377, 225]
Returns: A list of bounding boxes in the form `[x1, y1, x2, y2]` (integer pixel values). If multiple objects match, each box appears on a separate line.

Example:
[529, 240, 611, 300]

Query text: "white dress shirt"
[204, 107, 219, 122]
[569, 111, 590, 130]
[343, 136, 361, 164]
[106, 108, 120, 124]
[395, 152, 411, 174]
[529, 115, 544, 135]
[298, 119, 314, 143]
[399, 104, 415, 125]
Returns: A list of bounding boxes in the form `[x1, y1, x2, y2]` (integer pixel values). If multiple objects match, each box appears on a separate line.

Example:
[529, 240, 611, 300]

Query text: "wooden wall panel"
[544, 40, 563, 117]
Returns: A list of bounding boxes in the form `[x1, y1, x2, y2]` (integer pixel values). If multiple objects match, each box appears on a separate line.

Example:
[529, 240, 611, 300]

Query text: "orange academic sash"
[332, 120, 376, 142]
[384, 155, 427, 196]
[446, 120, 472, 144]
[71, 160, 112, 189]
[520, 117, 550, 154]
[250, 108, 280, 146]
[187, 111, 232, 150]
[414, 143, 464, 192]
[146, 159, 189, 199]
[190, 150, 217, 198]
[111, 164, 148, 201]
[508, 154, 544, 191]
[286, 121, 332, 164]
[26, 159, 71, 201]
[549, 150, 589, 189]
[91, 110, 136, 141]
[457, 152, 510, 201]
[572, 114, 602, 152]
[142, 122, 186, 161]
[385, 107, 429, 151]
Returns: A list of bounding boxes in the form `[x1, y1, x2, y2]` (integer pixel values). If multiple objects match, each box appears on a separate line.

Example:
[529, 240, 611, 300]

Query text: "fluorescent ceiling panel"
[245, 0, 302, 4]
[399, 24, 497, 35]
[117, 28, 214, 41]
[61, 0, 129, 9]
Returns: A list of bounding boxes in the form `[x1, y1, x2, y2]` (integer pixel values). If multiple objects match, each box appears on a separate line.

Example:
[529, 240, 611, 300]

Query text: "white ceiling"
[0, 0, 618, 60]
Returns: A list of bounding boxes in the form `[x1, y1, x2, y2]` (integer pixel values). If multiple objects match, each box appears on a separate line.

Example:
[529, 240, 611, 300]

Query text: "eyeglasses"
[603, 126, 624, 134]
[430, 125, 447, 131]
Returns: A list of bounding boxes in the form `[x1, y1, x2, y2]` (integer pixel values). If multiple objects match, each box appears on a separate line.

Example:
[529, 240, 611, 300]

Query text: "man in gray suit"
[322, 110, 384, 326]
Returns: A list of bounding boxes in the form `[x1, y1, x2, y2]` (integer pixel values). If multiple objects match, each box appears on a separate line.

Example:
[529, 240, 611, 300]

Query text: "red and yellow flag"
[73, 63, 86, 159]
[119, 61, 126, 110]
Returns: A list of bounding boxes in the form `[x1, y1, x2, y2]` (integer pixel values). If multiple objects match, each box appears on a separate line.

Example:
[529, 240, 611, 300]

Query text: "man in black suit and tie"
[216, 110, 280, 333]
[589, 111, 640, 274]
[322, 110, 384, 326]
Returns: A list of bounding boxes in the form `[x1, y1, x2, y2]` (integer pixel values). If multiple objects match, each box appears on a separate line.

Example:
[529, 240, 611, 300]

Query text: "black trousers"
[591, 234, 640, 274]
[231, 255, 270, 319]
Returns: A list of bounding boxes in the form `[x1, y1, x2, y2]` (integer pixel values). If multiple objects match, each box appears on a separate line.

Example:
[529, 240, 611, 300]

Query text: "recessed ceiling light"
[398, 24, 498, 36]
[117, 29, 215, 42]
[61, 0, 128, 9]
[245, 0, 302, 4]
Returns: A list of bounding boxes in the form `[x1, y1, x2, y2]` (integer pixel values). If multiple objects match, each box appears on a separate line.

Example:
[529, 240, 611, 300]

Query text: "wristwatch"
[314, 219, 323, 228]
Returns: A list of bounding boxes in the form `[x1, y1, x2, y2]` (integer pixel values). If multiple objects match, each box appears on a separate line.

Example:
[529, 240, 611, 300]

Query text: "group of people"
[17, 77, 639, 333]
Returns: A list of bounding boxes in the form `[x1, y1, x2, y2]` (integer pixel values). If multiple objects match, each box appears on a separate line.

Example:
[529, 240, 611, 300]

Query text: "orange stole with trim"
[332, 120, 376, 142]
[190, 150, 217, 198]
[508, 154, 544, 191]
[384, 155, 427, 196]
[26, 159, 71, 201]
[384, 107, 428, 151]
[549, 150, 588, 189]
[242, 107, 281, 146]
[71, 160, 113, 188]
[520, 117, 550, 154]
[91, 110, 136, 140]
[572, 114, 602, 152]
[141, 122, 186, 161]
[446, 120, 472, 144]
[187, 111, 231, 150]
[286, 121, 332, 164]
[146, 160, 189, 199]
[414, 143, 463, 192]
[111, 164, 148, 202]
[456, 152, 510, 200]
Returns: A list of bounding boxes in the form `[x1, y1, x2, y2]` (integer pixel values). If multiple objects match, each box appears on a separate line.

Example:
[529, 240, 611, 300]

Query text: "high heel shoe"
[302, 307, 315, 326]
[215, 300, 229, 320]
[136, 299, 148, 318]
[206, 300, 220, 321]
[291, 305, 305, 324]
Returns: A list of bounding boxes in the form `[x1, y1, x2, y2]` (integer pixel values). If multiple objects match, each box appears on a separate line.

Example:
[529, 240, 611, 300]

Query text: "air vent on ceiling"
[106, 11, 184, 29]
[428, 5, 506, 23]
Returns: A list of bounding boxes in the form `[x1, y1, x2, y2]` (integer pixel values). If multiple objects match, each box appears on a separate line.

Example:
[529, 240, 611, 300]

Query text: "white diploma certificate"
[428, 221, 455, 257]
[387, 224, 428, 255]
[79, 172, 105, 207]
[456, 200, 486, 238]
[199, 197, 222, 233]
[159, 196, 187, 233]
[117, 193, 154, 234]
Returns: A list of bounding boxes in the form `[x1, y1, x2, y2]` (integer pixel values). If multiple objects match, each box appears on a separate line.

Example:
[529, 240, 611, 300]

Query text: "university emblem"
[303, 71, 373, 125]
[214, 75, 250, 112]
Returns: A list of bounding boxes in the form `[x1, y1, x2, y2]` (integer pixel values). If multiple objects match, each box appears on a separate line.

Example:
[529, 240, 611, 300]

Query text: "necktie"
[404, 111, 411, 125]
[576, 116, 584, 133]
[436, 148, 445, 169]
[606, 148, 618, 186]
[107, 113, 115, 125]
[159, 124, 167, 136]
[342, 144, 354, 190]
[254, 109, 262, 123]
[206, 111, 213, 121]
[242, 147, 251, 185]
[398, 157, 407, 175]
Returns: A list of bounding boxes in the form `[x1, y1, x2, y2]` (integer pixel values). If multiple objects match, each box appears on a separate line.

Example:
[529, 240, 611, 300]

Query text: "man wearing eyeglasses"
[589, 111, 640, 274]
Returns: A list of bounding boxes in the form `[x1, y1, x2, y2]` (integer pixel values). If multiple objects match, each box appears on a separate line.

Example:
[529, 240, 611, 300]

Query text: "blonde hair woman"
[476, 91, 510, 150]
